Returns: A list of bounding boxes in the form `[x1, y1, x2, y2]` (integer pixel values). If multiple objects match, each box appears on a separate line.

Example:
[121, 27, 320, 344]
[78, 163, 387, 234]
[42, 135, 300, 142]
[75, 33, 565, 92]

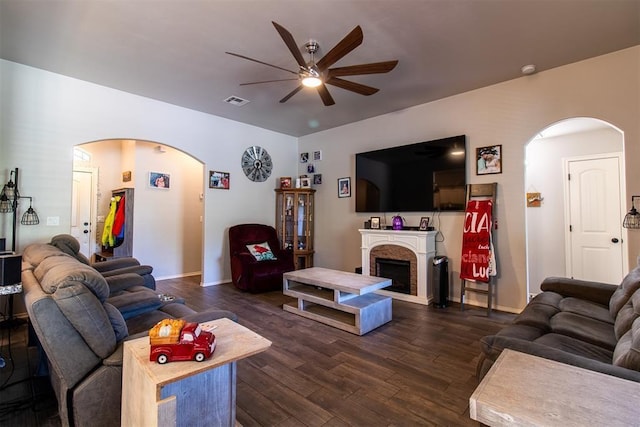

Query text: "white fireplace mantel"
[360, 229, 437, 305]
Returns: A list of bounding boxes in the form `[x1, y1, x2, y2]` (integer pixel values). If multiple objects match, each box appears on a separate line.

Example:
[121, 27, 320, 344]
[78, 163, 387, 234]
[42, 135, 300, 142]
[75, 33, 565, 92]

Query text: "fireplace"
[360, 229, 437, 305]
[375, 258, 410, 294]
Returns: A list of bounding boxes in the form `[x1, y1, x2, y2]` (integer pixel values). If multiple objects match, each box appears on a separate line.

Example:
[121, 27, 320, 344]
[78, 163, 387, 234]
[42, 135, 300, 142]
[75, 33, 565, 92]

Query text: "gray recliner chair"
[22, 241, 236, 427]
[49, 234, 156, 289]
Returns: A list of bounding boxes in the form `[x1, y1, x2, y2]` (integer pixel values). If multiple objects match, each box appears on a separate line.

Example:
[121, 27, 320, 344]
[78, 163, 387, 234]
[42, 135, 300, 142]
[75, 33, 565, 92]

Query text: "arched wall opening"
[73, 138, 204, 280]
[525, 117, 625, 298]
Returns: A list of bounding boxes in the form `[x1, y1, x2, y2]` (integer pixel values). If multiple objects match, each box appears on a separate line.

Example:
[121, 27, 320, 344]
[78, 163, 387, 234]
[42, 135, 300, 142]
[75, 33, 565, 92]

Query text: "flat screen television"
[355, 135, 467, 213]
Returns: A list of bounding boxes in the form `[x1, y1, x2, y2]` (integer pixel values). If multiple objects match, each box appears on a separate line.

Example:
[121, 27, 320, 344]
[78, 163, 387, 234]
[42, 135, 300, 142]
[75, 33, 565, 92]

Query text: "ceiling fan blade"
[240, 78, 299, 86]
[317, 84, 335, 106]
[315, 25, 363, 71]
[226, 51, 298, 75]
[272, 21, 307, 68]
[325, 77, 379, 96]
[328, 60, 399, 77]
[279, 85, 304, 103]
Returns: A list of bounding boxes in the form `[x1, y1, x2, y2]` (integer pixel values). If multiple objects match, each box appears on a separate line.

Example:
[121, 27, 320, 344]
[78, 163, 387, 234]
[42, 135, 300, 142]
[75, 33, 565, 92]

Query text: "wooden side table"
[122, 317, 271, 427]
[470, 349, 640, 426]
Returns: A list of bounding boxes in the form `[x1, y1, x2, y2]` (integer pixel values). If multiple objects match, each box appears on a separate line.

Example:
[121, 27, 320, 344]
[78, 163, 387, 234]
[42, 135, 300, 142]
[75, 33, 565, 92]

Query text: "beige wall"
[299, 46, 640, 313]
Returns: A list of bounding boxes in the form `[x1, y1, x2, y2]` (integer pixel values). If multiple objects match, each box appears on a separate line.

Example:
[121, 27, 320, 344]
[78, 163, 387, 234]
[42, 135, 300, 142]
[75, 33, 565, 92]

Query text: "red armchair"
[229, 224, 295, 293]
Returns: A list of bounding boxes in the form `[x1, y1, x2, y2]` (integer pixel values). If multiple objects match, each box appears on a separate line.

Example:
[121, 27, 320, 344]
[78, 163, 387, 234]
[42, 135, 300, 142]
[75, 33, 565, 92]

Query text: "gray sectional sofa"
[478, 257, 640, 383]
[22, 240, 236, 427]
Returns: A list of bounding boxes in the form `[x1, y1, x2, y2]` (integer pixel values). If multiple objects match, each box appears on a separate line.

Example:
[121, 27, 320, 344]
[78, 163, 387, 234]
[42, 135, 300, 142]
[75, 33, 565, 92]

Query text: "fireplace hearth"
[360, 229, 437, 305]
[376, 258, 411, 294]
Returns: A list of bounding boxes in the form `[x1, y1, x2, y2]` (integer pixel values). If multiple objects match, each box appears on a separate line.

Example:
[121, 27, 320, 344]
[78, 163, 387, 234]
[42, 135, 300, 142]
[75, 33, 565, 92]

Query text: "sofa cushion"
[107, 289, 162, 320]
[52, 282, 117, 359]
[534, 333, 613, 364]
[103, 302, 129, 342]
[559, 297, 612, 324]
[49, 234, 91, 265]
[22, 243, 70, 267]
[549, 312, 617, 350]
[513, 302, 559, 332]
[35, 255, 109, 302]
[610, 265, 640, 317]
[528, 291, 563, 310]
[613, 316, 640, 371]
[614, 289, 640, 340]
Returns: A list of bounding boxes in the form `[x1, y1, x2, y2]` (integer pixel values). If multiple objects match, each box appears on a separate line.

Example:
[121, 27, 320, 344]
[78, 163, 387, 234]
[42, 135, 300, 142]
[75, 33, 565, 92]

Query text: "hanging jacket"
[101, 196, 120, 248]
[112, 196, 126, 236]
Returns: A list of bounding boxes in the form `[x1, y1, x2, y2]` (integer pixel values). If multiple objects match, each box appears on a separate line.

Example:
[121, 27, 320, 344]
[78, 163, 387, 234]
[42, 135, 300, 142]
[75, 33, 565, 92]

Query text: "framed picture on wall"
[149, 172, 170, 189]
[476, 145, 502, 175]
[300, 177, 311, 188]
[338, 177, 351, 198]
[209, 171, 230, 189]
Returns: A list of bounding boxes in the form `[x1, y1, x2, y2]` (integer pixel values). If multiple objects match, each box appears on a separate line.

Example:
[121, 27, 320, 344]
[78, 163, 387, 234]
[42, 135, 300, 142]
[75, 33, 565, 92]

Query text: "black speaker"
[0, 253, 22, 286]
[432, 256, 449, 308]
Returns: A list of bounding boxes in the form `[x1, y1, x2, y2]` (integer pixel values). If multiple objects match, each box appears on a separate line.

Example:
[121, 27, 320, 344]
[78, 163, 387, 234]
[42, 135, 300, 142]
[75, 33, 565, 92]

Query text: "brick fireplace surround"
[359, 229, 437, 305]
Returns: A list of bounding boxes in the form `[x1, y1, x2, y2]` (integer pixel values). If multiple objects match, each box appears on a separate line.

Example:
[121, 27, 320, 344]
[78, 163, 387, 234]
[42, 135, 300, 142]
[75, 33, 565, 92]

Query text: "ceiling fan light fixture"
[302, 76, 322, 88]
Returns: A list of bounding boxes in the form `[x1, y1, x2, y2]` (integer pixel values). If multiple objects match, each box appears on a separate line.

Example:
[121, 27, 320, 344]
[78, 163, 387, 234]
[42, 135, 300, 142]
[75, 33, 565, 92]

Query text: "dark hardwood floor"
[162, 276, 514, 426]
[1, 276, 515, 426]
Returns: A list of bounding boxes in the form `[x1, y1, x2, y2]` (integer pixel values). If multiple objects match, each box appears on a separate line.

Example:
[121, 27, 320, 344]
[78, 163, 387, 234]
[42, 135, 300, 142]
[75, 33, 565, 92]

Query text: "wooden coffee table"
[470, 349, 640, 426]
[283, 267, 392, 335]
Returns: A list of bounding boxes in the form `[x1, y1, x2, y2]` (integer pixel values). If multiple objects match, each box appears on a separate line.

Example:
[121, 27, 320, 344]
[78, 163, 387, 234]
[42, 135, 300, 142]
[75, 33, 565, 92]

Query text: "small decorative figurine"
[149, 319, 216, 364]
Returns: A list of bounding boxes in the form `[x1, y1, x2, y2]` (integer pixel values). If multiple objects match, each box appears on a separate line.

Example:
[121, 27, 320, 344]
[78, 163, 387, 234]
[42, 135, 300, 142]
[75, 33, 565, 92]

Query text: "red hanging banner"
[460, 199, 493, 283]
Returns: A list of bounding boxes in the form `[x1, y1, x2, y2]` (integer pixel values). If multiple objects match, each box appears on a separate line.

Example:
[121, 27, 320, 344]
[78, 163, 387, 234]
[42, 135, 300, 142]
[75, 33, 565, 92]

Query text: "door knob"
[83, 230, 89, 234]
[611, 238, 619, 243]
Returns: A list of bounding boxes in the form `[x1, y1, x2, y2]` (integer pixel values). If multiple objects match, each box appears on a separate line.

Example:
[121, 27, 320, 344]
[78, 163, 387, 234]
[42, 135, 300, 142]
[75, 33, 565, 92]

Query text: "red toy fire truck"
[149, 319, 216, 364]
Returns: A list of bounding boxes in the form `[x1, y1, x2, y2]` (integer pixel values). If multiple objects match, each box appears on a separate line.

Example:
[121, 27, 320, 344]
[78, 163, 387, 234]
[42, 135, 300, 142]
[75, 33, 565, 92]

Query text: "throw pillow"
[246, 241, 277, 261]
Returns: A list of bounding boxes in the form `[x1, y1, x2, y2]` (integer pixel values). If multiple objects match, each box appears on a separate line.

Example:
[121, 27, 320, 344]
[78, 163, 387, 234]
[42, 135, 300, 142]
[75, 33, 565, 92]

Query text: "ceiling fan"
[226, 21, 398, 106]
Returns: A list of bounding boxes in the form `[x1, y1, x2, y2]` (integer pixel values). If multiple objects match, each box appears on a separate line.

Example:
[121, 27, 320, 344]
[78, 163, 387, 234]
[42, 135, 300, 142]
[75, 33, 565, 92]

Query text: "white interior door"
[71, 168, 97, 258]
[565, 154, 624, 284]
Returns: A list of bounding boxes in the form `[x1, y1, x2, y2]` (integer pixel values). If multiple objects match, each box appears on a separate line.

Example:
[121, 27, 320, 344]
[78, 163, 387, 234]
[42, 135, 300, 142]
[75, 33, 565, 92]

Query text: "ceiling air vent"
[224, 96, 250, 107]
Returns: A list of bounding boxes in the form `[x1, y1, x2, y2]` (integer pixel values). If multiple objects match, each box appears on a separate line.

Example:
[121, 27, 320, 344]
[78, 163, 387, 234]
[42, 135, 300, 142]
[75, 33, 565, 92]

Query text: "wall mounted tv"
[355, 135, 467, 213]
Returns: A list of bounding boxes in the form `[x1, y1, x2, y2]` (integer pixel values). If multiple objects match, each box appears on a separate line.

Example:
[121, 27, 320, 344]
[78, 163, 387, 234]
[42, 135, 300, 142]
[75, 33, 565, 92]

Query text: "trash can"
[432, 256, 449, 308]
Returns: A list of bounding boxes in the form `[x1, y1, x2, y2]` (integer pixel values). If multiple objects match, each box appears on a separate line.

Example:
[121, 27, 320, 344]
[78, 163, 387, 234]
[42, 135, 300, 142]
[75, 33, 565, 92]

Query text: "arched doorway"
[525, 117, 625, 298]
[73, 139, 204, 280]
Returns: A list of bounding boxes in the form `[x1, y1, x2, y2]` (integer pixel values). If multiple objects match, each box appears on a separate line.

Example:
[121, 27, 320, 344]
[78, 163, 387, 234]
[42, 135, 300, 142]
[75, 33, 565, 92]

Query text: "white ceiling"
[1, 0, 638, 137]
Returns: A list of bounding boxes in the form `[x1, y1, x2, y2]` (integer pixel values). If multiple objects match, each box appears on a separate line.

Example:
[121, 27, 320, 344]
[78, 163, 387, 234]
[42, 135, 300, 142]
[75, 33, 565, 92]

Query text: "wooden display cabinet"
[275, 188, 315, 270]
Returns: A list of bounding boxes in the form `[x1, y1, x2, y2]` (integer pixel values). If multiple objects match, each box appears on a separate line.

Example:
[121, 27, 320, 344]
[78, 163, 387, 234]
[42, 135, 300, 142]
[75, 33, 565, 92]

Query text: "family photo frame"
[280, 176, 292, 189]
[476, 145, 502, 175]
[338, 177, 351, 198]
[149, 171, 170, 189]
[209, 171, 230, 189]
[419, 216, 430, 231]
[370, 217, 381, 229]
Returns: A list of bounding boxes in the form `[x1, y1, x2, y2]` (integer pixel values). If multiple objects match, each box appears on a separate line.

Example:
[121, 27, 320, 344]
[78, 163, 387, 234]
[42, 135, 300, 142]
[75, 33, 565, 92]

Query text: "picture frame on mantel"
[370, 217, 381, 229]
[419, 217, 430, 231]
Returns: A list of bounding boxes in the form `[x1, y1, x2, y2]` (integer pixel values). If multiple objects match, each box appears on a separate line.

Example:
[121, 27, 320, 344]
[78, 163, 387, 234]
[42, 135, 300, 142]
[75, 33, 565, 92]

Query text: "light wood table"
[122, 317, 271, 427]
[283, 267, 392, 335]
[470, 349, 640, 426]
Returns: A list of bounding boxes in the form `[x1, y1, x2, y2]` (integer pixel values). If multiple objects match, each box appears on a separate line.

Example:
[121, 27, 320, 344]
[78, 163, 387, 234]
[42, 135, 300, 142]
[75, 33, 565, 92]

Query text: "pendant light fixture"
[0, 168, 40, 251]
[623, 195, 640, 229]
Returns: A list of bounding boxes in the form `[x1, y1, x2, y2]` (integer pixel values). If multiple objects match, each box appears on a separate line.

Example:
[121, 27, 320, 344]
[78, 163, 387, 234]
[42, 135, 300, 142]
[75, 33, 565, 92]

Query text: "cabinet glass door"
[284, 193, 294, 250]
